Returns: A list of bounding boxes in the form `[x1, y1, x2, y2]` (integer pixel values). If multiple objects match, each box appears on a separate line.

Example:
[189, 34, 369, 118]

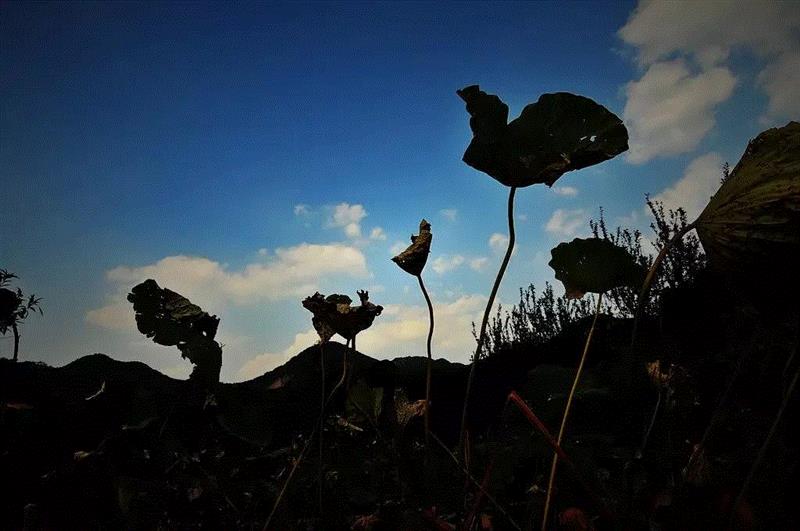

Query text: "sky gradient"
[2, 1, 798, 380]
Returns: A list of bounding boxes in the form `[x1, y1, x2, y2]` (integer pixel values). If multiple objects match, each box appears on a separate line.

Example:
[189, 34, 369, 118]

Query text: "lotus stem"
[631, 221, 697, 348]
[459, 185, 517, 459]
[637, 387, 663, 459]
[729, 340, 800, 529]
[542, 292, 604, 531]
[318, 341, 325, 516]
[417, 274, 435, 449]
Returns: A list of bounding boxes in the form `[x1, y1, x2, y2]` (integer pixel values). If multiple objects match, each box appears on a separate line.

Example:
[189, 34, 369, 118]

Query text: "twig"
[430, 432, 522, 531]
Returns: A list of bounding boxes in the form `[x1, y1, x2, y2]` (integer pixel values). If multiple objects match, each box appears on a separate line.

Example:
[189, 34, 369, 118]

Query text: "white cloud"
[86, 244, 369, 331]
[651, 152, 723, 219]
[552, 185, 579, 197]
[489, 233, 509, 254]
[440, 208, 458, 221]
[469, 257, 489, 272]
[369, 227, 387, 241]
[293, 204, 311, 216]
[545, 209, 587, 237]
[257, 248, 268, 256]
[757, 49, 800, 121]
[623, 60, 736, 163]
[431, 255, 465, 275]
[356, 295, 488, 363]
[237, 329, 320, 380]
[328, 203, 368, 239]
[517, 214, 528, 222]
[619, 0, 800, 68]
[618, 0, 800, 161]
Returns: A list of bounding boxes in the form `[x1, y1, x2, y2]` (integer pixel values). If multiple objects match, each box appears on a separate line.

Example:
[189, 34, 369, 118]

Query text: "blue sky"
[2, 1, 798, 380]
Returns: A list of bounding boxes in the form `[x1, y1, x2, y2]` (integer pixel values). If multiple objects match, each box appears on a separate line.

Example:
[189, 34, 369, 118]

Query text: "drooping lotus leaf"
[458, 85, 629, 187]
[549, 238, 646, 299]
[127, 279, 222, 385]
[391, 219, 432, 276]
[302, 290, 383, 341]
[695, 121, 800, 277]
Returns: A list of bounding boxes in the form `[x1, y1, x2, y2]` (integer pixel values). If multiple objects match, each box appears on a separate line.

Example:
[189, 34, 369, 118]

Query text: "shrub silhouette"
[0, 269, 43, 362]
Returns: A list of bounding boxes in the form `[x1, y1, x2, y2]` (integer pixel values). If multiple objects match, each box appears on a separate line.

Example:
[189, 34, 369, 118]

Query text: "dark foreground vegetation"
[1, 89, 798, 530]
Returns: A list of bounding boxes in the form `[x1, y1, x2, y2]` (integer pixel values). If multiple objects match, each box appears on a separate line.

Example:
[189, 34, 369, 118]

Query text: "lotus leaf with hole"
[457, 85, 629, 188]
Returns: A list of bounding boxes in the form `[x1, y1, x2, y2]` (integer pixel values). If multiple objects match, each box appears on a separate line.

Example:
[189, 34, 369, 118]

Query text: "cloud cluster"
[431, 255, 465, 275]
[619, 0, 800, 162]
[552, 186, 579, 197]
[329, 202, 367, 238]
[86, 244, 369, 331]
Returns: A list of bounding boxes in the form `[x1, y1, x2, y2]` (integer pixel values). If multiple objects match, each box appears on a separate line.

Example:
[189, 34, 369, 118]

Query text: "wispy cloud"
[618, 0, 799, 161]
[545, 209, 587, 237]
[440, 208, 458, 221]
[650, 152, 723, 219]
[328, 202, 368, 239]
[552, 185, 579, 197]
[431, 255, 465, 275]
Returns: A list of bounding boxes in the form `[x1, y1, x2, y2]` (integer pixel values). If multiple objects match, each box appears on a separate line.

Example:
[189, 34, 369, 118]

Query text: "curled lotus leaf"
[696, 121, 800, 278]
[127, 279, 222, 386]
[548, 238, 645, 299]
[391, 219, 432, 276]
[458, 85, 628, 187]
[302, 290, 383, 341]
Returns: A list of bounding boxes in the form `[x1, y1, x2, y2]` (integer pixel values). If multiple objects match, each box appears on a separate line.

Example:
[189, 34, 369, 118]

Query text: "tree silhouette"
[0, 269, 43, 362]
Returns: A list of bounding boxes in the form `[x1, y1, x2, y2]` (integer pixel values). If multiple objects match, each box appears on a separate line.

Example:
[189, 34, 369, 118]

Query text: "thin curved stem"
[318, 341, 325, 516]
[417, 274, 435, 449]
[631, 221, 696, 349]
[458, 186, 517, 458]
[542, 292, 603, 531]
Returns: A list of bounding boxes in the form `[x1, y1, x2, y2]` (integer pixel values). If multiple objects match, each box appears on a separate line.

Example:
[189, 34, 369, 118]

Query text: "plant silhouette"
[455, 85, 629, 458]
[0, 269, 43, 362]
[392, 219, 435, 447]
[542, 237, 642, 530]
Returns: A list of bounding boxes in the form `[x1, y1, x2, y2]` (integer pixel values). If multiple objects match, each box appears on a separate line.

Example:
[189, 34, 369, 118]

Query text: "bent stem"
[631, 221, 696, 348]
[542, 292, 604, 531]
[417, 274, 435, 449]
[458, 185, 517, 458]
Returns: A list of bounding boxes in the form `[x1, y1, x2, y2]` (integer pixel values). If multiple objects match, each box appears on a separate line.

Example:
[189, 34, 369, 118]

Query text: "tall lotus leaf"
[696, 121, 800, 276]
[458, 85, 629, 187]
[549, 238, 645, 299]
[391, 219, 432, 276]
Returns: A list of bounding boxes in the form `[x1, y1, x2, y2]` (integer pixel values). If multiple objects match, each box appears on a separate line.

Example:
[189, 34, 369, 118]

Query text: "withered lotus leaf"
[302, 290, 383, 341]
[696, 121, 800, 277]
[391, 219, 432, 276]
[549, 238, 645, 299]
[127, 279, 222, 385]
[458, 85, 629, 188]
